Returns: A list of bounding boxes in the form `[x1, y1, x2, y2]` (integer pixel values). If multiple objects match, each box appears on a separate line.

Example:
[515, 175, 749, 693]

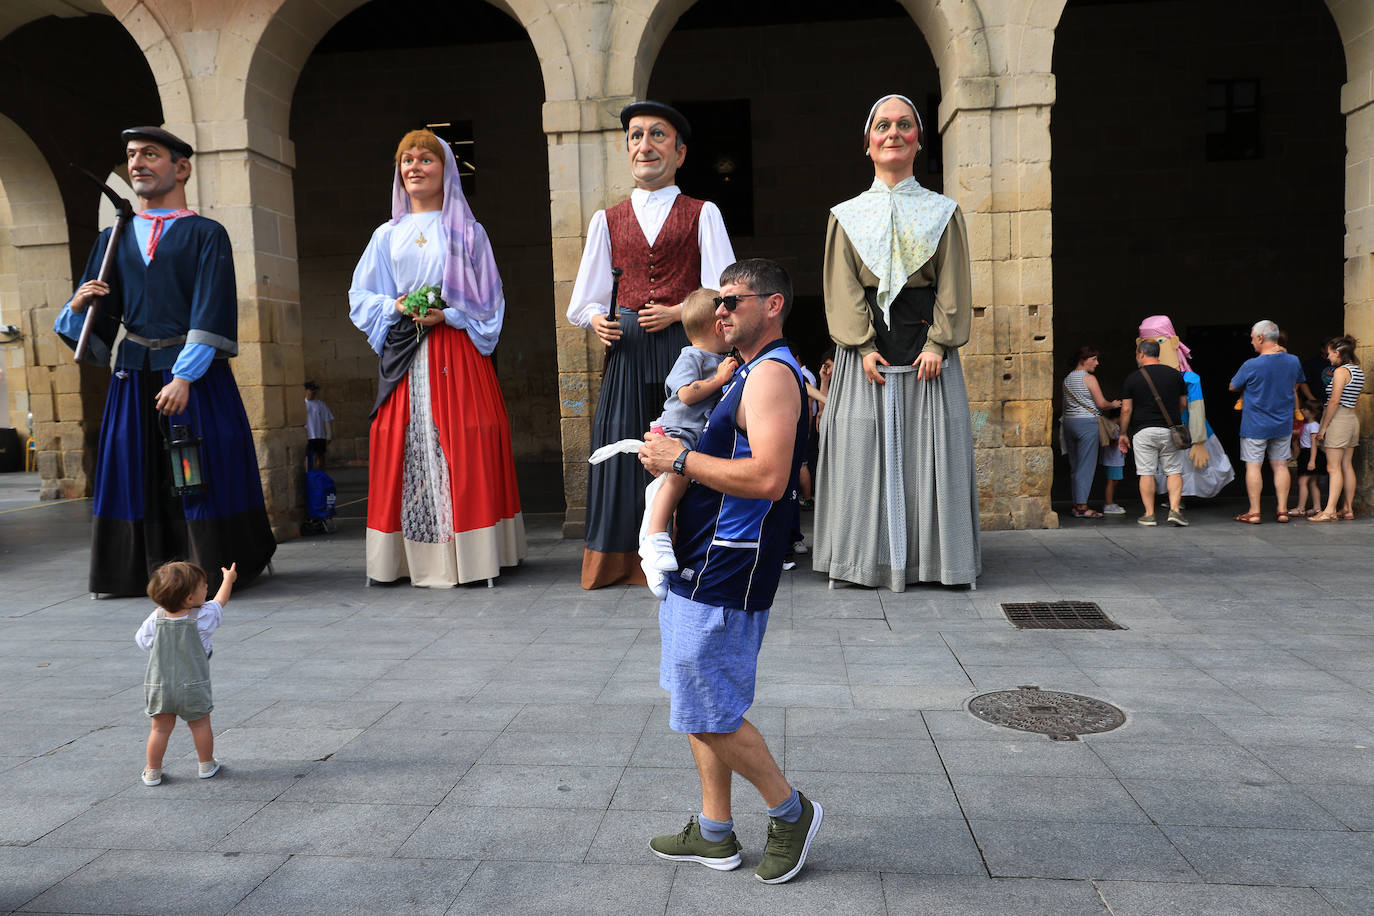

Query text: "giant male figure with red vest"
[566, 102, 736, 588]
[55, 126, 275, 596]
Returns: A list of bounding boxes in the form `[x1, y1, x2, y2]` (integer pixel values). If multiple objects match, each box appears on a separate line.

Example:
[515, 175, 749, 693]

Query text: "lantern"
[164, 423, 206, 496]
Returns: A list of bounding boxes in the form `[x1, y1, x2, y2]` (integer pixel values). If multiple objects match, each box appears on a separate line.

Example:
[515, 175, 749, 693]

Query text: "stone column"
[547, 97, 635, 538]
[943, 72, 1058, 530]
[1341, 43, 1374, 508]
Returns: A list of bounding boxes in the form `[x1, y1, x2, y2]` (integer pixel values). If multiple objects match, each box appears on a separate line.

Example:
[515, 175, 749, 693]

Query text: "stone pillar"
[193, 134, 305, 541]
[943, 72, 1058, 531]
[547, 97, 635, 538]
[1341, 46, 1374, 509]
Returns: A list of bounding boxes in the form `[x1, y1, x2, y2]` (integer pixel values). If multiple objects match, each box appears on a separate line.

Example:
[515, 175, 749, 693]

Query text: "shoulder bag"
[1138, 367, 1191, 450]
[1063, 379, 1118, 447]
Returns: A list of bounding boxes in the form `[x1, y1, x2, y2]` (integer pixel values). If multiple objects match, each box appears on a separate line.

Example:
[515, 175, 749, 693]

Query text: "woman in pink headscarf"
[1137, 315, 1235, 500]
[349, 130, 526, 587]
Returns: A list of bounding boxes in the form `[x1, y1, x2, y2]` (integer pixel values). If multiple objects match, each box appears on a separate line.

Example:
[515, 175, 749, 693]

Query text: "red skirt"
[367, 324, 525, 586]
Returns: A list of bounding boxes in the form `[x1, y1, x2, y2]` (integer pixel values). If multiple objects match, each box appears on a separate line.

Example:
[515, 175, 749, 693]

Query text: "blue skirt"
[90, 362, 275, 595]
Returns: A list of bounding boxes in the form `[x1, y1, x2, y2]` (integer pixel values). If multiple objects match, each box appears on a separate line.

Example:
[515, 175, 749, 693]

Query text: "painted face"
[399, 146, 444, 208]
[866, 98, 921, 172]
[125, 141, 184, 200]
[626, 116, 685, 191]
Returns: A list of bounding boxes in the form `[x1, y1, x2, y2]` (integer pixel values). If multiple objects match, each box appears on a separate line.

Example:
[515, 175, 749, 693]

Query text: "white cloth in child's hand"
[588, 438, 645, 464]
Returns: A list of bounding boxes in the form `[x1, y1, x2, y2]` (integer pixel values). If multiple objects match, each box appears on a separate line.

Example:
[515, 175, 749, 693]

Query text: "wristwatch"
[672, 447, 691, 476]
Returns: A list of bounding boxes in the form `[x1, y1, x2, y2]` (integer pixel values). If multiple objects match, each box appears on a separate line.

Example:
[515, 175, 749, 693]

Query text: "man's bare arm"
[641, 360, 800, 501]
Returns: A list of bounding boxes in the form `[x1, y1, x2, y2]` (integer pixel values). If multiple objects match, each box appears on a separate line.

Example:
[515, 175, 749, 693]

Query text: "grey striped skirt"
[813, 346, 981, 589]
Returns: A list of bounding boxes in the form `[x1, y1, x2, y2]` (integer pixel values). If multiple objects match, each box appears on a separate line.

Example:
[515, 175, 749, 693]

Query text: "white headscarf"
[831, 95, 954, 323]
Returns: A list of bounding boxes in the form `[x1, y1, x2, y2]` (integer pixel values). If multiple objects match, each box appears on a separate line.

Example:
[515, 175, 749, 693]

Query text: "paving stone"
[881, 875, 1110, 914]
[398, 804, 601, 861]
[782, 736, 946, 774]
[1300, 783, 1374, 830]
[0, 846, 102, 911]
[935, 739, 1118, 778]
[450, 763, 623, 810]
[34, 797, 264, 851]
[19, 848, 284, 915]
[1247, 745, 1374, 785]
[228, 855, 475, 915]
[1095, 880, 1341, 915]
[1091, 742, 1282, 782]
[447, 862, 673, 915]
[216, 801, 433, 856]
[1163, 826, 1374, 887]
[952, 775, 1150, 824]
[1123, 778, 1346, 829]
[973, 821, 1199, 881]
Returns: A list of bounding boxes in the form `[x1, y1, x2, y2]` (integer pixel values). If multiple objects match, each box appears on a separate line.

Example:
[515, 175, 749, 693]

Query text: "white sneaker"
[791, 540, 809, 555]
[1102, 504, 1126, 515]
[198, 759, 221, 779]
[638, 532, 679, 572]
[642, 562, 669, 600]
[142, 767, 162, 786]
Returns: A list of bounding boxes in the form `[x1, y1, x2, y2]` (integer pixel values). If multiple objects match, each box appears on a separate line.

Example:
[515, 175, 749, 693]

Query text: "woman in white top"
[349, 130, 526, 586]
[1061, 346, 1122, 518]
[1311, 335, 1364, 522]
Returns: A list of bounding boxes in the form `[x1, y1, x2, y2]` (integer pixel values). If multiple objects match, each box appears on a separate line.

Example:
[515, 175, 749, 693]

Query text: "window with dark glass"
[1206, 79, 1262, 162]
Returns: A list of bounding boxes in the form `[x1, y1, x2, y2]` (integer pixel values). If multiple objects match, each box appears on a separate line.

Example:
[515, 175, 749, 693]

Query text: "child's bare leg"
[146, 713, 176, 769]
[187, 714, 215, 763]
[648, 474, 688, 535]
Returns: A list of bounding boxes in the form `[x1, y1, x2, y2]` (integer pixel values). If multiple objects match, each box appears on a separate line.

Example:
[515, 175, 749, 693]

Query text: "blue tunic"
[668, 339, 807, 611]
[54, 214, 274, 596]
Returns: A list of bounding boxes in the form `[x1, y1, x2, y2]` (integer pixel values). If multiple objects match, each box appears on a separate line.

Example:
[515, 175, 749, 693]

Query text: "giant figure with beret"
[56, 126, 275, 596]
[566, 102, 737, 588]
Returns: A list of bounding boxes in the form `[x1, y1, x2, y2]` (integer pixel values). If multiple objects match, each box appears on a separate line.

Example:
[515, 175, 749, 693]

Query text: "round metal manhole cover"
[967, 686, 1125, 741]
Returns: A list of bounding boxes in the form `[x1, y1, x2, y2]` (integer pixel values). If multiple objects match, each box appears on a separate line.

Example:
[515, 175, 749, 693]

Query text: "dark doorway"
[649, 0, 941, 376]
[1050, 0, 1345, 503]
[291, 0, 562, 511]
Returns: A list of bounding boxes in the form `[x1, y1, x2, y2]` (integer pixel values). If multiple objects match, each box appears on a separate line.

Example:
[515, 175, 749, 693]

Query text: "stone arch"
[613, 0, 993, 101]
[245, 0, 578, 147]
[104, 3, 197, 176]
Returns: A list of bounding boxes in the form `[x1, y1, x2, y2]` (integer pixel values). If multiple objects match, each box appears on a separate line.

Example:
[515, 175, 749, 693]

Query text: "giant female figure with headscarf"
[813, 94, 981, 589]
[1137, 315, 1235, 498]
[350, 130, 526, 587]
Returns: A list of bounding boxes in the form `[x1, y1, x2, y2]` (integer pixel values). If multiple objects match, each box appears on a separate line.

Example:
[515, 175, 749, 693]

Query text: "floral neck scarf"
[830, 177, 956, 323]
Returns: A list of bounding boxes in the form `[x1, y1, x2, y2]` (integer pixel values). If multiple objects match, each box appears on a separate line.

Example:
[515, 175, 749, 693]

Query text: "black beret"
[121, 126, 194, 159]
[619, 101, 691, 144]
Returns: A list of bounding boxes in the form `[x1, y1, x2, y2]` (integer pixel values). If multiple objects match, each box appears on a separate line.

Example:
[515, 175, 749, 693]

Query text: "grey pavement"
[1, 467, 1372, 914]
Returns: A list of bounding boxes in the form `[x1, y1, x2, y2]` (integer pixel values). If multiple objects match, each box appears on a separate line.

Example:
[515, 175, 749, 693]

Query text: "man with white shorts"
[1229, 319, 1306, 523]
[1116, 338, 1189, 527]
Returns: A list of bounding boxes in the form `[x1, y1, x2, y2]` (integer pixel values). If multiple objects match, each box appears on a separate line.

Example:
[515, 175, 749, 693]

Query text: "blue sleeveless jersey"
[668, 339, 807, 611]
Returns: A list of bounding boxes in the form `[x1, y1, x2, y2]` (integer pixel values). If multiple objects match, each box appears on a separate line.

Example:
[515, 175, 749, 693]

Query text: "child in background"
[304, 381, 335, 470]
[1100, 434, 1126, 514]
[638, 289, 738, 594]
[1292, 408, 1324, 517]
[135, 560, 237, 786]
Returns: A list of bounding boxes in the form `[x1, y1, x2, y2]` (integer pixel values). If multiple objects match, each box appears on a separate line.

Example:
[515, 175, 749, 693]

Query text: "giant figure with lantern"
[55, 126, 275, 596]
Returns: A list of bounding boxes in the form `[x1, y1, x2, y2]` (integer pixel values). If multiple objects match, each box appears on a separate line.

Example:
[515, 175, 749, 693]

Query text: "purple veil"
[390, 140, 503, 323]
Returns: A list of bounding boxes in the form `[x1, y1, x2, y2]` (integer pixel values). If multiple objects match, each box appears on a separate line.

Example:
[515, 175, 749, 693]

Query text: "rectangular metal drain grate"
[1000, 601, 1126, 630]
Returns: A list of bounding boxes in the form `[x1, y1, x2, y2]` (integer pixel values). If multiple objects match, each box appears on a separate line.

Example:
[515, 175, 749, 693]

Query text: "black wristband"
[672, 447, 690, 476]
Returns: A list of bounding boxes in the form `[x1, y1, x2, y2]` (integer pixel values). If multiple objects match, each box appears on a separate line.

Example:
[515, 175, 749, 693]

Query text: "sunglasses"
[712, 292, 771, 311]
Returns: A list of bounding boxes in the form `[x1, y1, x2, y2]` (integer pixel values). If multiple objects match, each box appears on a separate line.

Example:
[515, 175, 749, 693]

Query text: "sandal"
[1233, 512, 1262, 525]
[1276, 511, 1290, 523]
[1340, 510, 1356, 520]
[1071, 506, 1104, 518]
[1290, 508, 1307, 517]
[1308, 513, 1337, 522]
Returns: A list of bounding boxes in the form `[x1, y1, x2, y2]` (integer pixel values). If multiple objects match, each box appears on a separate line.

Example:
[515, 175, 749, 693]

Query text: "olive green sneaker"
[755, 792, 823, 884]
[649, 816, 742, 871]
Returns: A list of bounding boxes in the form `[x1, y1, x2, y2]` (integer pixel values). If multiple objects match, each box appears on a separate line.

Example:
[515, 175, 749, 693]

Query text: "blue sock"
[697, 813, 733, 842]
[767, 788, 802, 823]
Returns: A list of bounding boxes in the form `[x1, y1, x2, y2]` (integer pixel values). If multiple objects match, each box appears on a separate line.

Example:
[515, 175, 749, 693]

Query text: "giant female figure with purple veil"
[349, 130, 526, 587]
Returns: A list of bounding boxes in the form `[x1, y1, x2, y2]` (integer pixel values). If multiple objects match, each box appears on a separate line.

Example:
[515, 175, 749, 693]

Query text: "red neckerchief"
[136, 209, 196, 260]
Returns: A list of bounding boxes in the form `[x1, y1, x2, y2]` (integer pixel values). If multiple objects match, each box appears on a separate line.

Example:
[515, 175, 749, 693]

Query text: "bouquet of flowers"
[401, 285, 444, 342]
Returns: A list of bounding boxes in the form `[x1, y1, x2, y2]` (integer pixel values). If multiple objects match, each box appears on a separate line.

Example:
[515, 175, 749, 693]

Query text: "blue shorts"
[659, 591, 768, 734]
[1103, 464, 1123, 481]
